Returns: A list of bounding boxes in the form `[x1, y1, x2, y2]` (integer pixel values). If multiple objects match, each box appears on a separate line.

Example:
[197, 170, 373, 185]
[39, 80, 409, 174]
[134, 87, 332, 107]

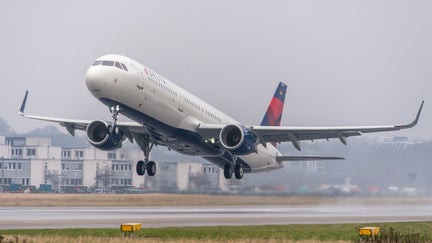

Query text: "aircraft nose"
[85, 66, 105, 93]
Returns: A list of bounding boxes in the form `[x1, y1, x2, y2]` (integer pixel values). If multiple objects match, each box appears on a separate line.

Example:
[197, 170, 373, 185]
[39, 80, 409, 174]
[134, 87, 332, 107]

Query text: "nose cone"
[85, 66, 105, 96]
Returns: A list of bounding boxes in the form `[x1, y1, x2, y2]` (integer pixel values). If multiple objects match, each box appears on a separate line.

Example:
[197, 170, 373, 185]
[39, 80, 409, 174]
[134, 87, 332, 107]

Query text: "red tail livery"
[260, 82, 287, 127]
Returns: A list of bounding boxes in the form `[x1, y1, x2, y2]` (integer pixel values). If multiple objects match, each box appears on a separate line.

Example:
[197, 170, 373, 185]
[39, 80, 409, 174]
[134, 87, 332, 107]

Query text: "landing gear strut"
[108, 104, 158, 177]
[110, 105, 121, 127]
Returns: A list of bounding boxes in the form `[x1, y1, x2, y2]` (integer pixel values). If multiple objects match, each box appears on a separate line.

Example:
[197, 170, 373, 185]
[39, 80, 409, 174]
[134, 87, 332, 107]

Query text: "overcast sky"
[1, 1, 430, 140]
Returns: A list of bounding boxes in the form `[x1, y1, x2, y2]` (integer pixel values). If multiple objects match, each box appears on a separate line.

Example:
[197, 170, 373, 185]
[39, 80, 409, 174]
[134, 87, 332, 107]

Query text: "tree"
[0, 118, 15, 136]
[95, 164, 112, 189]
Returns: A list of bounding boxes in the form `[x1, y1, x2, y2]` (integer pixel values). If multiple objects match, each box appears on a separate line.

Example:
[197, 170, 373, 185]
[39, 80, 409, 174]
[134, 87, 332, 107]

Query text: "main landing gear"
[136, 160, 156, 176]
[134, 134, 157, 177]
[223, 154, 244, 180]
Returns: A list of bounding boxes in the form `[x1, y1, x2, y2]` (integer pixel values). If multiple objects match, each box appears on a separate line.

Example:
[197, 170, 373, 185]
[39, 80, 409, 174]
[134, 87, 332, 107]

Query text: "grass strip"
[1, 222, 432, 242]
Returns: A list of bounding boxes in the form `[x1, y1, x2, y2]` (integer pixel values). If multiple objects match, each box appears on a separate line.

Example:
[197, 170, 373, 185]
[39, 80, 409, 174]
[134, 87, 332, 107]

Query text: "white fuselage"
[85, 54, 282, 173]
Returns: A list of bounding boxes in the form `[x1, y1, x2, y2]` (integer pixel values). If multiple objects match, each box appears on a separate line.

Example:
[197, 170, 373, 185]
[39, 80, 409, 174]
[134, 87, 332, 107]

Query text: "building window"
[108, 152, 117, 160]
[27, 148, 36, 156]
[2, 178, 11, 185]
[69, 178, 82, 186]
[120, 178, 131, 186]
[9, 163, 16, 170]
[62, 150, 71, 158]
[75, 150, 84, 159]
[22, 178, 29, 185]
[12, 148, 23, 156]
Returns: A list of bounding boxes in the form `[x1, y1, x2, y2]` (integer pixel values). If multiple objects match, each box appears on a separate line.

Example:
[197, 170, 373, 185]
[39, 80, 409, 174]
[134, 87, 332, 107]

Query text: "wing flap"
[276, 156, 345, 162]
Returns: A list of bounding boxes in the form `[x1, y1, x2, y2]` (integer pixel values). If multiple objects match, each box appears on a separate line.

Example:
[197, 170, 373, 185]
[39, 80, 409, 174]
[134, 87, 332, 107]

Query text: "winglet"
[396, 100, 424, 129]
[18, 91, 29, 116]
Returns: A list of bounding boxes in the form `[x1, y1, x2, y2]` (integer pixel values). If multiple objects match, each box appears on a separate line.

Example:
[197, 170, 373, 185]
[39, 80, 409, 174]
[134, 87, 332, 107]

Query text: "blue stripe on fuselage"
[99, 98, 252, 172]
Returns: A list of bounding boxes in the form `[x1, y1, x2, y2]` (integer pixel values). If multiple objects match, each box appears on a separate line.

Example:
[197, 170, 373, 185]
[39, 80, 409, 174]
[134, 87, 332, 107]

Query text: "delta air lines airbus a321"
[19, 54, 424, 180]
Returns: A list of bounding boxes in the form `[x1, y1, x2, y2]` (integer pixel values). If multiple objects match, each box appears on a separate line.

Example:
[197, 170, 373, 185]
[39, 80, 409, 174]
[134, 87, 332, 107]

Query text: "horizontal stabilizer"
[276, 155, 345, 162]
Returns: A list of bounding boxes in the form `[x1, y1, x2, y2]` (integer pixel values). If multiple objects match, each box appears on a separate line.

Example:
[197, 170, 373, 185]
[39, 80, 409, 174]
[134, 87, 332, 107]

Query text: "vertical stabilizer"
[260, 82, 287, 127]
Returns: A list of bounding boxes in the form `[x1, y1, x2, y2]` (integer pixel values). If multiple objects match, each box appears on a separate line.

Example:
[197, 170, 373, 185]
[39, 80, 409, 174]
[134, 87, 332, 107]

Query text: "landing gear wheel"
[224, 164, 233, 179]
[136, 160, 145, 176]
[147, 161, 157, 176]
[234, 164, 244, 180]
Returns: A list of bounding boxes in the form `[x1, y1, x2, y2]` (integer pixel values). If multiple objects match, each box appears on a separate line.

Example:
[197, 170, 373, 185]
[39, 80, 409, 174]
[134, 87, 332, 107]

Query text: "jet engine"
[219, 124, 257, 155]
[86, 120, 124, 150]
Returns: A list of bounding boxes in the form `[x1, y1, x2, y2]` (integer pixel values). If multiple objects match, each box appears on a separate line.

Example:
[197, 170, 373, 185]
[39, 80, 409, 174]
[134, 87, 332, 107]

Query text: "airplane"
[18, 54, 424, 180]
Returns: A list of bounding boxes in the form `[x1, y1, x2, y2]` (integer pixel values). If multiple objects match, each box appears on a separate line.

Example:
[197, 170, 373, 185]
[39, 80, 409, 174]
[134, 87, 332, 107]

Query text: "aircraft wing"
[19, 112, 144, 138]
[199, 101, 424, 151]
[18, 91, 145, 138]
[18, 113, 91, 136]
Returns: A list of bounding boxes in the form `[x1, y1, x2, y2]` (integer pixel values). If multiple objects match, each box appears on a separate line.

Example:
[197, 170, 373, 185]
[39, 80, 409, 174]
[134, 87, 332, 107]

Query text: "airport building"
[0, 136, 227, 192]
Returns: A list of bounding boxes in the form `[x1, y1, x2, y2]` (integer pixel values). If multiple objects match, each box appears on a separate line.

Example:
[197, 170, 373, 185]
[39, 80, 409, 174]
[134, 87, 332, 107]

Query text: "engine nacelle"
[219, 124, 257, 155]
[86, 120, 123, 150]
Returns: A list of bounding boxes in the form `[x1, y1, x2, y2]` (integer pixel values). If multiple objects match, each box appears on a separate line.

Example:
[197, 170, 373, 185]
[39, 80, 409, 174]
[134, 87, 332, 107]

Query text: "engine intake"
[219, 124, 257, 155]
[86, 120, 123, 150]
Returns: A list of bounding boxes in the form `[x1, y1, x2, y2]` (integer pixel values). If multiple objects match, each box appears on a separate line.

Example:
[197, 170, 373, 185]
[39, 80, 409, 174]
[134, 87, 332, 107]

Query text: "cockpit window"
[120, 63, 128, 71]
[101, 60, 114, 66]
[114, 62, 122, 70]
[92, 60, 128, 72]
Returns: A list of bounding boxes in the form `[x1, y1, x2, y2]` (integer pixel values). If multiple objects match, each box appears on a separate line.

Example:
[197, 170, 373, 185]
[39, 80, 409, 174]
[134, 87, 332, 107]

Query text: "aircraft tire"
[234, 164, 244, 180]
[223, 164, 232, 179]
[147, 161, 157, 176]
[136, 160, 145, 176]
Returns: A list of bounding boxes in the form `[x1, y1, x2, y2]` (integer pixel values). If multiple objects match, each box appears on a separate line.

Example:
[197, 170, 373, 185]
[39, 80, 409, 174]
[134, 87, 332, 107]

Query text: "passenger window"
[120, 63, 128, 71]
[115, 62, 122, 70]
[92, 60, 101, 66]
[101, 60, 114, 66]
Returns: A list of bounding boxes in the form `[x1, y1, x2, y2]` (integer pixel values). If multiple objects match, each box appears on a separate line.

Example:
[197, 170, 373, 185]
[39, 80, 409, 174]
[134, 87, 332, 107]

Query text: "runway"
[1, 204, 432, 229]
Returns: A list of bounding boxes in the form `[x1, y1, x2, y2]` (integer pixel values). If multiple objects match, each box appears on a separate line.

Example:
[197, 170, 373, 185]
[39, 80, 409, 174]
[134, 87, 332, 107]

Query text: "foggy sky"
[1, 1, 430, 139]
